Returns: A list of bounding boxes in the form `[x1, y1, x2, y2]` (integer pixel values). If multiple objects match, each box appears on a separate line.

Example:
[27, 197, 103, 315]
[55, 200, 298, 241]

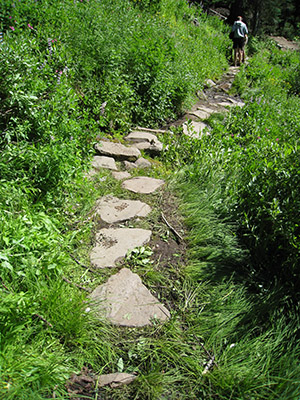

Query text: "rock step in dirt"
[89, 268, 170, 327]
[94, 195, 151, 224]
[90, 228, 152, 269]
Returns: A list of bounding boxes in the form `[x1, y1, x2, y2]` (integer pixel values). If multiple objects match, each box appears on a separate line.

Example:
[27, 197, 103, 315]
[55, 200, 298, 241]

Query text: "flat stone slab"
[197, 105, 217, 114]
[133, 141, 163, 154]
[122, 177, 165, 194]
[124, 158, 152, 170]
[204, 79, 216, 88]
[98, 373, 137, 388]
[135, 157, 152, 168]
[89, 268, 170, 326]
[91, 155, 118, 171]
[125, 131, 163, 155]
[111, 171, 131, 180]
[90, 228, 151, 268]
[183, 121, 209, 138]
[125, 131, 158, 144]
[94, 195, 151, 223]
[189, 109, 212, 120]
[95, 141, 141, 161]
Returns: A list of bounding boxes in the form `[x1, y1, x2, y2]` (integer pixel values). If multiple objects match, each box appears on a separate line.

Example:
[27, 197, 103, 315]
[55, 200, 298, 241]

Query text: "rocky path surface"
[68, 66, 242, 394]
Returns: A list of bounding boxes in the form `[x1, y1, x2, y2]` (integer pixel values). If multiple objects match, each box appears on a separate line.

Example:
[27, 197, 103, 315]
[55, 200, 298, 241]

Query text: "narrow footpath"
[66, 66, 243, 398]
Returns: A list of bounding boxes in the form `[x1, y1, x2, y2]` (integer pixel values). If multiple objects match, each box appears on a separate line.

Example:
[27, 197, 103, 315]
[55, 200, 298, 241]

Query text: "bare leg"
[234, 49, 238, 66]
[241, 49, 245, 63]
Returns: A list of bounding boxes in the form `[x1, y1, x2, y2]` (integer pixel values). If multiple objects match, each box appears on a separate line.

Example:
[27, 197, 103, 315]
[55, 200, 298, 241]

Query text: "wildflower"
[28, 23, 33, 29]
[231, 134, 234, 137]
[275, 138, 279, 142]
[257, 136, 261, 140]
[9, 16, 12, 19]
[50, 135, 55, 140]
[265, 128, 269, 132]
[9, 26, 15, 31]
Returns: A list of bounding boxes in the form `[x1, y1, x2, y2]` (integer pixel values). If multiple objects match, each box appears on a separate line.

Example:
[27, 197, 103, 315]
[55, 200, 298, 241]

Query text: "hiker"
[231, 16, 248, 66]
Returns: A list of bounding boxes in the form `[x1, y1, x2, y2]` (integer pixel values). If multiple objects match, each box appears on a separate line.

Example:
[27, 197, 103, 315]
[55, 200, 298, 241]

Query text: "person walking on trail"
[231, 16, 248, 66]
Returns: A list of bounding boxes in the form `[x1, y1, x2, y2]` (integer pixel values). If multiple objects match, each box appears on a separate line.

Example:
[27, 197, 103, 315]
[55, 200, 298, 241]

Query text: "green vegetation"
[1, 0, 300, 399]
[162, 41, 300, 398]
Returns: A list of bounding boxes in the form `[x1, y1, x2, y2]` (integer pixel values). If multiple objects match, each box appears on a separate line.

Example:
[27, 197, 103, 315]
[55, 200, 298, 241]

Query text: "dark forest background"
[195, 0, 300, 38]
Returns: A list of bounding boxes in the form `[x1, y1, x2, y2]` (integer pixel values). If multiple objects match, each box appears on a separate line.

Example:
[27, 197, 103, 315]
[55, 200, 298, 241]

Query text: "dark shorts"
[233, 38, 246, 49]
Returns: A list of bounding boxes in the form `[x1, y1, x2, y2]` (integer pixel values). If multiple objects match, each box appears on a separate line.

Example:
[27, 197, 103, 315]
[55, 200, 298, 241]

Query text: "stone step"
[90, 228, 152, 268]
[123, 157, 152, 170]
[95, 140, 141, 162]
[182, 120, 209, 138]
[89, 268, 170, 327]
[94, 195, 151, 223]
[125, 131, 163, 155]
[91, 155, 118, 171]
[122, 176, 165, 194]
[111, 171, 131, 181]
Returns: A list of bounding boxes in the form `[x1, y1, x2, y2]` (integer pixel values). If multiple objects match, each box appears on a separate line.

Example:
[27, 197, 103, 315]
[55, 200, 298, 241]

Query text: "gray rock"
[189, 109, 211, 120]
[204, 79, 216, 88]
[123, 161, 137, 170]
[125, 131, 163, 155]
[90, 228, 151, 268]
[89, 268, 170, 326]
[95, 141, 141, 161]
[197, 106, 216, 114]
[94, 195, 151, 223]
[122, 177, 165, 194]
[135, 157, 152, 169]
[98, 373, 137, 388]
[91, 155, 118, 171]
[133, 141, 163, 155]
[183, 121, 209, 138]
[125, 131, 158, 144]
[111, 171, 131, 181]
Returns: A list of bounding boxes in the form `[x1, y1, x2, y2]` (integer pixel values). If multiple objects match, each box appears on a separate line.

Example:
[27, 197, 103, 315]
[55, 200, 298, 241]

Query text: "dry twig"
[161, 212, 183, 242]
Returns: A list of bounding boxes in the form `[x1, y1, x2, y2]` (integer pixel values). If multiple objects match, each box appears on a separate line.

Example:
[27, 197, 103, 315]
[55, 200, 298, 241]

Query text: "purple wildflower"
[9, 26, 15, 31]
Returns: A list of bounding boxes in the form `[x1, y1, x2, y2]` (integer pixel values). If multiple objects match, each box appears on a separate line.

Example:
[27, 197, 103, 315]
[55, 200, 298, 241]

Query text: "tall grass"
[160, 42, 300, 398]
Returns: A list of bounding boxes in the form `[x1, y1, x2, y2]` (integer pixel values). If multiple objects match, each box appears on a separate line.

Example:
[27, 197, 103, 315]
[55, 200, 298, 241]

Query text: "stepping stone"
[226, 98, 245, 107]
[218, 82, 232, 92]
[122, 177, 165, 194]
[89, 268, 170, 326]
[94, 195, 151, 223]
[90, 228, 151, 268]
[204, 79, 216, 88]
[133, 141, 163, 154]
[98, 373, 137, 388]
[95, 141, 141, 162]
[135, 157, 152, 168]
[111, 171, 131, 181]
[125, 131, 163, 155]
[125, 131, 159, 144]
[91, 155, 118, 171]
[183, 121, 209, 138]
[123, 161, 137, 170]
[197, 105, 216, 114]
[189, 109, 211, 120]
[123, 158, 152, 170]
